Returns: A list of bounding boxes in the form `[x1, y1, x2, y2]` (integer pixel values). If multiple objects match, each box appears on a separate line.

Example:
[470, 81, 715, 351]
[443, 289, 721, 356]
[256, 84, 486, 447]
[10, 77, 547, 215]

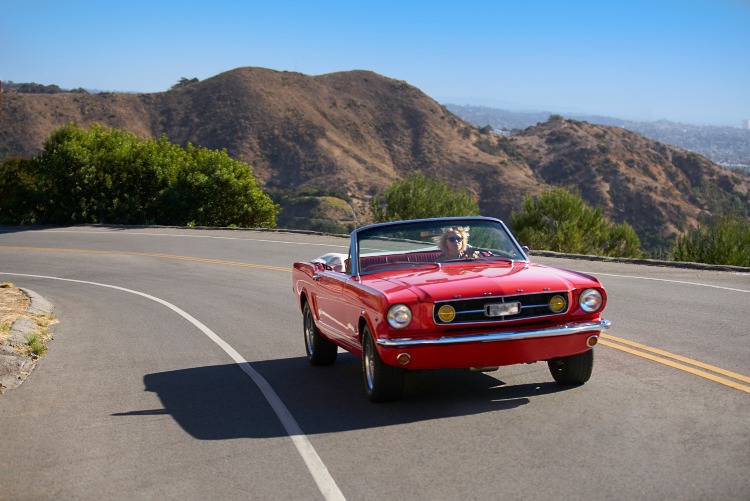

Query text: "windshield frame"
[349, 217, 529, 277]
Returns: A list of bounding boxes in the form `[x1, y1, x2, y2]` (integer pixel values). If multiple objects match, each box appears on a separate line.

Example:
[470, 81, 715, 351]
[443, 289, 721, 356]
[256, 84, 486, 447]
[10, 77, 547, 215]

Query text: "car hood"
[375, 262, 597, 302]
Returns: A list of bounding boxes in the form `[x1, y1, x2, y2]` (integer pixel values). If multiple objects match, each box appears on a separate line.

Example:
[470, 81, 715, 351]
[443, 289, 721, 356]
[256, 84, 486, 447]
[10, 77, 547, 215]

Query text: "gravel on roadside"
[0, 284, 56, 395]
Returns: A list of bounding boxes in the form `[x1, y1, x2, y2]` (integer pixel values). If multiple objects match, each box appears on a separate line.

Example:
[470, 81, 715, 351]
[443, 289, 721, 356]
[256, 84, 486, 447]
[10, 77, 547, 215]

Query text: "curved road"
[1, 226, 748, 500]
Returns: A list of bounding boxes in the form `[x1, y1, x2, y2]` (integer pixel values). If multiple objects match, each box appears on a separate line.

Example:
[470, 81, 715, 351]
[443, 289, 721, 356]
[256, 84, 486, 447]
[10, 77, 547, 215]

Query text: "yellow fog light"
[549, 295, 566, 313]
[397, 353, 411, 365]
[437, 305, 456, 323]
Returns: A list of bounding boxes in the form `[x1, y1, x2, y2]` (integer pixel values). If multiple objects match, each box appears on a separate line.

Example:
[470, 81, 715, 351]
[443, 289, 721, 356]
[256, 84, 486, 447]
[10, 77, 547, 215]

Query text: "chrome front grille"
[433, 291, 570, 325]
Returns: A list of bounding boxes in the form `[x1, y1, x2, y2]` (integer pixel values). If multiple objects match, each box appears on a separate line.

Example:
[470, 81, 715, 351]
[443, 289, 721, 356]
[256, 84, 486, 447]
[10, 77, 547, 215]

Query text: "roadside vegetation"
[370, 172, 480, 222]
[510, 187, 643, 258]
[272, 187, 357, 234]
[0, 123, 279, 228]
[0, 283, 55, 358]
[1, 123, 746, 267]
[370, 176, 748, 267]
[670, 214, 750, 267]
[26, 332, 48, 357]
[0, 283, 56, 394]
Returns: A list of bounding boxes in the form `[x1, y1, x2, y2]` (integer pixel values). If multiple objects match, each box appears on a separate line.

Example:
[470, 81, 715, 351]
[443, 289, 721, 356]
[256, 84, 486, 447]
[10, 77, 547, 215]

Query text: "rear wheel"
[548, 349, 594, 385]
[303, 302, 337, 365]
[362, 325, 404, 402]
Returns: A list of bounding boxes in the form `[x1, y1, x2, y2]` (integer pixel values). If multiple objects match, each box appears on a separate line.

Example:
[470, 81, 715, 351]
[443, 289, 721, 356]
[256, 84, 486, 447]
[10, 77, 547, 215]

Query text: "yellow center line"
[0, 245, 292, 273]
[600, 335, 750, 394]
[601, 333, 750, 384]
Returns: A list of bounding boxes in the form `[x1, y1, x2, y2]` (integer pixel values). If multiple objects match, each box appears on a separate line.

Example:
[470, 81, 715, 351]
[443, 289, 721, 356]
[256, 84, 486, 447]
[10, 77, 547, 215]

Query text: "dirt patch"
[0, 283, 30, 326]
[0, 283, 56, 395]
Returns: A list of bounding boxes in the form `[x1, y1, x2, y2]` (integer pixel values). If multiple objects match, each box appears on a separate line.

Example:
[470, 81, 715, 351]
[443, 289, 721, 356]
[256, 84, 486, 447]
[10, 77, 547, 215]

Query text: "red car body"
[293, 217, 610, 401]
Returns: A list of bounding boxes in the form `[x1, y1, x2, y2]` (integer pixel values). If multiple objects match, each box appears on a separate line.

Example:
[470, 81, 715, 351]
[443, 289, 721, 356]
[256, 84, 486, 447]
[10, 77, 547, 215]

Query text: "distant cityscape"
[446, 104, 750, 173]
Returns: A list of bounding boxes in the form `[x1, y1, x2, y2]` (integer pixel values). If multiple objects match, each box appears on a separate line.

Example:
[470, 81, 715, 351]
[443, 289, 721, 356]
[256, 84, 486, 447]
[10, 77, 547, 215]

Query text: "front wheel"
[547, 349, 594, 385]
[303, 302, 337, 365]
[362, 325, 404, 402]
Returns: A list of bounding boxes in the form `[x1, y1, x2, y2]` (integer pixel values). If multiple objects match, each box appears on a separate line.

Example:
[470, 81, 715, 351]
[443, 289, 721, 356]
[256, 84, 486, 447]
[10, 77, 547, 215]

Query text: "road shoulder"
[0, 285, 56, 395]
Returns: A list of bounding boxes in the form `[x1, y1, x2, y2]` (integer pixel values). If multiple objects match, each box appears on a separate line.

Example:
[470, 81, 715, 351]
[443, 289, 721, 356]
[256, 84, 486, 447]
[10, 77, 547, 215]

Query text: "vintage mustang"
[292, 216, 610, 402]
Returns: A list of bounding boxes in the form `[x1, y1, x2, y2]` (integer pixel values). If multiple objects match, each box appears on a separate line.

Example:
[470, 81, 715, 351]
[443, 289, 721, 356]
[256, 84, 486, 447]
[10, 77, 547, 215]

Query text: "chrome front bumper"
[377, 319, 611, 348]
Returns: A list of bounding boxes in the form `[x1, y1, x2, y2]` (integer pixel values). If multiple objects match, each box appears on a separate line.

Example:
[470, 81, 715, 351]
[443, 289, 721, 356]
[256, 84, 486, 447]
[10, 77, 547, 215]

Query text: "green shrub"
[670, 214, 750, 267]
[271, 190, 356, 233]
[156, 143, 278, 227]
[27, 333, 47, 357]
[2, 123, 279, 228]
[0, 157, 40, 224]
[370, 172, 480, 222]
[34, 124, 170, 224]
[474, 138, 501, 156]
[510, 187, 642, 258]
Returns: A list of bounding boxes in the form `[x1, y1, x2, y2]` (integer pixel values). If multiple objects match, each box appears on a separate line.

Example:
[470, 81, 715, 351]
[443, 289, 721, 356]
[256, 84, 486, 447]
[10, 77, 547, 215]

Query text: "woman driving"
[436, 227, 479, 261]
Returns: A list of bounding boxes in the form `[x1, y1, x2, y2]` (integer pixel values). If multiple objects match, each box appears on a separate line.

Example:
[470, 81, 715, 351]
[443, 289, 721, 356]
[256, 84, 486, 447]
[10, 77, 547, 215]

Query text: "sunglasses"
[447, 236, 463, 243]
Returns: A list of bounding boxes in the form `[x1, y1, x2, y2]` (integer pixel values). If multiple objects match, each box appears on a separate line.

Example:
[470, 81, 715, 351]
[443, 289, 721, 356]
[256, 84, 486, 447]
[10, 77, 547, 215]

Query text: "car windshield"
[354, 218, 527, 275]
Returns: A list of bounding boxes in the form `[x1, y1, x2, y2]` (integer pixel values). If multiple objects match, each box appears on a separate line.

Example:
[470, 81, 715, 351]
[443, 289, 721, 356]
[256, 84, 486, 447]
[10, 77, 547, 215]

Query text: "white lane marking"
[587, 271, 750, 293]
[0, 272, 346, 501]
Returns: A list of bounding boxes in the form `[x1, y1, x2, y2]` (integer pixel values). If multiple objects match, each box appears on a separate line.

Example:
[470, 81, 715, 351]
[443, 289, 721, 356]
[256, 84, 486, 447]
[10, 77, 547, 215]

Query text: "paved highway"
[1, 226, 748, 500]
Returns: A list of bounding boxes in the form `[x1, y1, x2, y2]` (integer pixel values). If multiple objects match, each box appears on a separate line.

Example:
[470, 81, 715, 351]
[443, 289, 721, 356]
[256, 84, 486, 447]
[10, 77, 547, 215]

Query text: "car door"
[313, 268, 356, 348]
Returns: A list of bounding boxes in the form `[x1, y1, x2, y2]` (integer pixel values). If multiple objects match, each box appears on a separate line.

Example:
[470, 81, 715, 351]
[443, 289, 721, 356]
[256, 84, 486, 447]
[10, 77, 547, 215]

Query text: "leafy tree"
[171, 77, 200, 90]
[370, 172, 480, 222]
[157, 144, 278, 227]
[0, 157, 40, 224]
[510, 187, 642, 258]
[34, 123, 171, 224]
[4, 82, 64, 94]
[670, 214, 750, 267]
[8, 123, 278, 227]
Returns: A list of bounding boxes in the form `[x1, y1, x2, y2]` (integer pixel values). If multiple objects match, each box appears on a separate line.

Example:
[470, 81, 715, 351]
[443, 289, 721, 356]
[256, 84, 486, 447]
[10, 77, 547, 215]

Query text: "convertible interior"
[357, 251, 442, 272]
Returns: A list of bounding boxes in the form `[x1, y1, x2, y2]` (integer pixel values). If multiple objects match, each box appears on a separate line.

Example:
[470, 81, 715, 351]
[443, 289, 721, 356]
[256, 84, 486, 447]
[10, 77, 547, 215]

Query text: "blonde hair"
[437, 227, 469, 254]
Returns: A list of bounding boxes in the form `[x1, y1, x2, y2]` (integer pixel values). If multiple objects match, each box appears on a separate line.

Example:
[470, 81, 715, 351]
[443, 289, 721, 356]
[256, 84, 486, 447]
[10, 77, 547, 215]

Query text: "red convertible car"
[292, 217, 610, 402]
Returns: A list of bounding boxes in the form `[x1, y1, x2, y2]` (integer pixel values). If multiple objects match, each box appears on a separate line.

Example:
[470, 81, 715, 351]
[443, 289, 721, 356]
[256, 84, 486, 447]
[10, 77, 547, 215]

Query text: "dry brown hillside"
[1, 67, 748, 250]
[152, 68, 538, 204]
[510, 117, 750, 247]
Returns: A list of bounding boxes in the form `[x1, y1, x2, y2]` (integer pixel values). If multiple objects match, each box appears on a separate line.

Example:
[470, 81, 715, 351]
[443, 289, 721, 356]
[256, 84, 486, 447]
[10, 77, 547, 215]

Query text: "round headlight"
[579, 289, 603, 313]
[548, 295, 567, 313]
[437, 304, 456, 323]
[387, 304, 412, 329]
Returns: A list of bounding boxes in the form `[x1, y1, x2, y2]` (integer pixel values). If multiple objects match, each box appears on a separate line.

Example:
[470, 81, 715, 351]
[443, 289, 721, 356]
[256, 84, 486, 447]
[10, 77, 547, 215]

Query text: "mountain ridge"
[1, 67, 748, 251]
[446, 104, 750, 170]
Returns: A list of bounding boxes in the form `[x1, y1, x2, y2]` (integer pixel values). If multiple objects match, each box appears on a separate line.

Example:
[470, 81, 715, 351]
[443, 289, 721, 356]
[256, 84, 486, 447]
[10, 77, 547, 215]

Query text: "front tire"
[303, 302, 337, 365]
[362, 325, 404, 402]
[547, 349, 594, 385]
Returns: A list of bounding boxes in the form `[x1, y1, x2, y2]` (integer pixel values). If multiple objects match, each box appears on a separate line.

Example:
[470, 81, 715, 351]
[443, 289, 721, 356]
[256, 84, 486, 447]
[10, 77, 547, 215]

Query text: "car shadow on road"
[114, 354, 570, 440]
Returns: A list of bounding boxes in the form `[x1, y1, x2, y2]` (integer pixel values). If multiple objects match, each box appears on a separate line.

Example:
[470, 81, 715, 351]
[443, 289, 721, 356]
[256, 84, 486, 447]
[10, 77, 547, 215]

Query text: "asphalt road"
[1, 225, 748, 501]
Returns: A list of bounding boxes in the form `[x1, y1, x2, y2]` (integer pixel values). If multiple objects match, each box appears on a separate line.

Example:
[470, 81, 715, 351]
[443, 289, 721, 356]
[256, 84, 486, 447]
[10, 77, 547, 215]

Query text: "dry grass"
[0, 283, 29, 330]
[0, 283, 55, 358]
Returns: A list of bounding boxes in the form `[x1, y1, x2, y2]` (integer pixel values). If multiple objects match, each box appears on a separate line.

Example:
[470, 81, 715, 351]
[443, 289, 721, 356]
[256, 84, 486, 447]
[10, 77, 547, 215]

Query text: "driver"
[436, 227, 480, 262]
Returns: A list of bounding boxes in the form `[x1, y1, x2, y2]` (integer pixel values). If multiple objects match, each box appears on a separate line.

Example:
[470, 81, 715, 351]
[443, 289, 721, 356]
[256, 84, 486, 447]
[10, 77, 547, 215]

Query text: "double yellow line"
[3, 245, 749, 394]
[600, 333, 750, 394]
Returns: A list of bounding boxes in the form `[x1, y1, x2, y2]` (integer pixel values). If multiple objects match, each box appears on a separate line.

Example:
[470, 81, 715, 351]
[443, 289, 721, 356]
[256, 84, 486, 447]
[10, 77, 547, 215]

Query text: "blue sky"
[3, 0, 749, 126]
